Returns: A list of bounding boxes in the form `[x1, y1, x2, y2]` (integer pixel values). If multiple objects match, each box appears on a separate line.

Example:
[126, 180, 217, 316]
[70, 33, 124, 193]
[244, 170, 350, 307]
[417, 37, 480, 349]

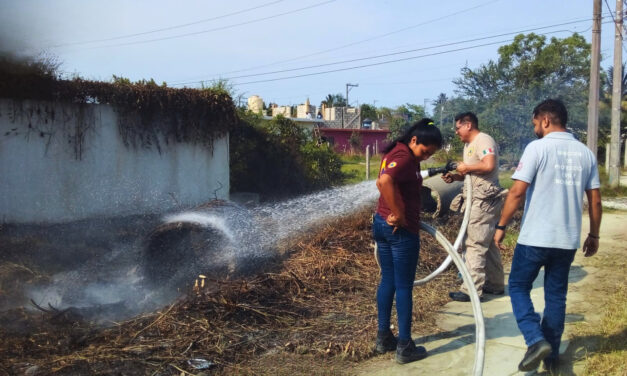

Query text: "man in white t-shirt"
[442, 112, 505, 302]
[494, 99, 602, 373]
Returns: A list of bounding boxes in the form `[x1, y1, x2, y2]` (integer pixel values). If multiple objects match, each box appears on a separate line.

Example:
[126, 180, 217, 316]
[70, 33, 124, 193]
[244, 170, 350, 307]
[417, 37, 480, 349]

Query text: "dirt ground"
[2, 209, 622, 376]
[565, 210, 627, 375]
[0, 208, 473, 376]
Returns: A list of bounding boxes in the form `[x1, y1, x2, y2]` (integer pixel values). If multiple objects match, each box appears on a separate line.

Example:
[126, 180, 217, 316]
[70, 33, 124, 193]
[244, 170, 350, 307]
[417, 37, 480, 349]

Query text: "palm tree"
[320, 93, 346, 109]
[321, 94, 336, 108]
[603, 63, 627, 100]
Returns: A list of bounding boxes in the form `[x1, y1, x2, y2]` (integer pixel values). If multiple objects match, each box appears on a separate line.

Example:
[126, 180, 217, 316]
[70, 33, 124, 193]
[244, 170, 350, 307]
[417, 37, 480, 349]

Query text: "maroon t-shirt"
[376, 142, 422, 234]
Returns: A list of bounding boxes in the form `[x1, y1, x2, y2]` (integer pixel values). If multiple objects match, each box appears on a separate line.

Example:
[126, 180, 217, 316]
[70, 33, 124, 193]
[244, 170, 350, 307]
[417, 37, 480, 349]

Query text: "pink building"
[319, 128, 390, 154]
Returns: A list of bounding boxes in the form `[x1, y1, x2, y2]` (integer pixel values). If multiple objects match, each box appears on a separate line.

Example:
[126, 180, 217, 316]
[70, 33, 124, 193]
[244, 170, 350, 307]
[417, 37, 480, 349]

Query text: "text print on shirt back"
[553, 149, 582, 186]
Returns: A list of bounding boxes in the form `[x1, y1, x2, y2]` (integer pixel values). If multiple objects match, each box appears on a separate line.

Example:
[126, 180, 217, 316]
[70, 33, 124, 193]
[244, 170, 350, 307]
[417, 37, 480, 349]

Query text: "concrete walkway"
[355, 232, 603, 376]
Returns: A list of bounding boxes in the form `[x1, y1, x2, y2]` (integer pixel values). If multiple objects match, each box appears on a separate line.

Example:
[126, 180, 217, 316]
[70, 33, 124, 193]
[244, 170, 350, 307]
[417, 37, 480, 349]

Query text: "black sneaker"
[518, 340, 552, 371]
[449, 291, 485, 302]
[483, 287, 505, 295]
[543, 357, 559, 374]
[374, 330, 397, 354]
[395, 339, 427, 364]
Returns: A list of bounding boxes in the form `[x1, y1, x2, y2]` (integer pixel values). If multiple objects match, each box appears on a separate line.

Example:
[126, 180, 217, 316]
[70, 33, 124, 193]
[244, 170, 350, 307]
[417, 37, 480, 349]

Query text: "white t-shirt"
[512, 132, 600, 250]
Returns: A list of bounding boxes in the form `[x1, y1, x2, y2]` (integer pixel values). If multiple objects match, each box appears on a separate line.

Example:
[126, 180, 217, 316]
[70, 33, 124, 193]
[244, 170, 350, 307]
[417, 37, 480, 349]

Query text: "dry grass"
[0, 209, 508, 375]
[570, 272, 627, 376]
[581, 285, 627, 376]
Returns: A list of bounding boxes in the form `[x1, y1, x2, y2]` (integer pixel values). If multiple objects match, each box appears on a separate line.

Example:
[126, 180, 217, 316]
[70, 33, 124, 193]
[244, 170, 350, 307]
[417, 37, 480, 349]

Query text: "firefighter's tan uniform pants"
[459, 194, 505, 297]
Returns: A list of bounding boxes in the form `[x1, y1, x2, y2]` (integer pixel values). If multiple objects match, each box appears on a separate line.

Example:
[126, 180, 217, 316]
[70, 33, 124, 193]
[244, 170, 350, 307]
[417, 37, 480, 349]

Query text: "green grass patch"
[340, 154, 381, 184]
[499, 170, 514, 190]
[340, 154, 444, 185]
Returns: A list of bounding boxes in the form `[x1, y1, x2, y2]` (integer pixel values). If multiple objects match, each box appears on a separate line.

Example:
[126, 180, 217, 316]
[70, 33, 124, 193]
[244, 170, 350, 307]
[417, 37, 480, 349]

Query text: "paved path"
[355, 211, 626, 376]
[356, 269, 587, 376]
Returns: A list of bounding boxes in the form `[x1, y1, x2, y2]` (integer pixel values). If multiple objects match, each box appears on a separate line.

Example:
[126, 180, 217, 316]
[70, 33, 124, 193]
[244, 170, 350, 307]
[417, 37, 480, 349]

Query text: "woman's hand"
[386, 213, 407, 232]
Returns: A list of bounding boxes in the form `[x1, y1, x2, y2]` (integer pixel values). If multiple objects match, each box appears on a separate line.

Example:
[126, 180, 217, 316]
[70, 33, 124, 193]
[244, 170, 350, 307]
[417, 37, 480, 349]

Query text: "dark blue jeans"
[508, 243, 576, 359]
[372, 213, 420, 341]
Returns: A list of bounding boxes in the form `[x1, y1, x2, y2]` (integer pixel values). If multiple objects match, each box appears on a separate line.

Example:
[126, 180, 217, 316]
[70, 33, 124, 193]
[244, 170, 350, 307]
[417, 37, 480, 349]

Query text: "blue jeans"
[508, 243, 576, 359]
[372, 213, 420, 341]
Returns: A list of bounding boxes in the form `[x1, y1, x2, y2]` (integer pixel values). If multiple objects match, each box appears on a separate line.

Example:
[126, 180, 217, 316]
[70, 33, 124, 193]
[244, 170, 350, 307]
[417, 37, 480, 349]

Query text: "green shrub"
[300, 142, 344, 189]
[230, 112, 346, 198]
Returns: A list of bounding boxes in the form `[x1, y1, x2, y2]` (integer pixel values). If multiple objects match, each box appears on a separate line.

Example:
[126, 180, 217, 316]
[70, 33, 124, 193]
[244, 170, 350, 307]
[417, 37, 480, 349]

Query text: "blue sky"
[1, 0, 624, 113]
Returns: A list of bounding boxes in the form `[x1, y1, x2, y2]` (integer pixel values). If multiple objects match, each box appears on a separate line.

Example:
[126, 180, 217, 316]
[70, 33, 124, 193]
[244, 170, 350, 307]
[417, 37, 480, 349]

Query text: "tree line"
[336, 33, 624, 164]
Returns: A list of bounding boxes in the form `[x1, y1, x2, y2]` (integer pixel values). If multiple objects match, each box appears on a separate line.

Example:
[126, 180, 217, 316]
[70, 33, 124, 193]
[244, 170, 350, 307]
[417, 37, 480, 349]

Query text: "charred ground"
[0, 208, 517, 375]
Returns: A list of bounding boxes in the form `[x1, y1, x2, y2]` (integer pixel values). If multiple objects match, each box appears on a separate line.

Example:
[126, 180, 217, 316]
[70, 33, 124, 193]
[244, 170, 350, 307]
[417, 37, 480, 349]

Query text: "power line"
[171, 17, 603, 86]
[231, 23, 612, 86]
[209, 0, 503, 77]
[231, 39, 515, 85]
[50, 0, 286, 48]
[56, 0, 336, 50]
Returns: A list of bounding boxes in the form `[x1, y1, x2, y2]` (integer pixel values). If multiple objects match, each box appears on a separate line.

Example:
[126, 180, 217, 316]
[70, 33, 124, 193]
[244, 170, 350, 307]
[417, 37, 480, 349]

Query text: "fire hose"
[374, 173, 485, 376]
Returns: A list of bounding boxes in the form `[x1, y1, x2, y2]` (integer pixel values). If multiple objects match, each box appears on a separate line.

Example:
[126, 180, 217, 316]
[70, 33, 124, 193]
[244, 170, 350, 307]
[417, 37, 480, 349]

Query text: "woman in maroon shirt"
[373, 118, 442, 364]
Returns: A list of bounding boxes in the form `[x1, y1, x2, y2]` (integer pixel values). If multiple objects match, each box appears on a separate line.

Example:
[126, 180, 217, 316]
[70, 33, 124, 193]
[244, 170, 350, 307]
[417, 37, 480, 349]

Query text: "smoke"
[0, 11, 34, 58]
[1, 181, 379, 326]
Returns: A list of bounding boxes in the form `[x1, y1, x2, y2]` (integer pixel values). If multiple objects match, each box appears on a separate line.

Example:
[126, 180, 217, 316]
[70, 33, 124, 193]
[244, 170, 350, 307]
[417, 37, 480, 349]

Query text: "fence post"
[606, 142, 610, 168]
[366, 145, 371, 180]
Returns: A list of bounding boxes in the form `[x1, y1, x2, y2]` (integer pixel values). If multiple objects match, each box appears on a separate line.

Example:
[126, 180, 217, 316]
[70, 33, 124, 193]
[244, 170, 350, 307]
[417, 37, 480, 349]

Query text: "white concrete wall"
[0, 99, 229, 224]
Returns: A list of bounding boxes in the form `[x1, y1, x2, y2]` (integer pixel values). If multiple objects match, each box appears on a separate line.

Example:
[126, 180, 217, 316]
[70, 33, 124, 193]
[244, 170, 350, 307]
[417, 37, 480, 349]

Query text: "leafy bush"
[300, 142, 344, 190]
[230, 112, 346, 198]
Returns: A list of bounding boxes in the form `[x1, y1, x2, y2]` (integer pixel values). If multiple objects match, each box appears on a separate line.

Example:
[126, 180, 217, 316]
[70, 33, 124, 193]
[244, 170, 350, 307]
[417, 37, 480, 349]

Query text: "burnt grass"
[0, 209, 516, 376]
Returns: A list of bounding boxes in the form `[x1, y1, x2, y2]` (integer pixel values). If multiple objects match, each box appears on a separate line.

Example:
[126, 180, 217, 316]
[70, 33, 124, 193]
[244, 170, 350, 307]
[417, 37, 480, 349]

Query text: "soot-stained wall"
[0, 99, 229, 223]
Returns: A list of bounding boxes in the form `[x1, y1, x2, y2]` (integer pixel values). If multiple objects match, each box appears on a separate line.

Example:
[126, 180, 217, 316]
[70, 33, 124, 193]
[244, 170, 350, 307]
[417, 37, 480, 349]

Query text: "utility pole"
[587, 0, 602, 156]
[609, 0, 623, 187]
[345, 83, 358, 128]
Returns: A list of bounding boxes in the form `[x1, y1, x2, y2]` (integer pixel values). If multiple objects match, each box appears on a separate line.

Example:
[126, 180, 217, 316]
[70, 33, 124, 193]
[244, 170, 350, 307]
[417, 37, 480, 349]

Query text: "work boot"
[518, 340, 552, 372]
[374, 329, 397, 354]
[449, 291, 485, 302]
[543, 357, 559, 374]
[395, 339, 427, 364]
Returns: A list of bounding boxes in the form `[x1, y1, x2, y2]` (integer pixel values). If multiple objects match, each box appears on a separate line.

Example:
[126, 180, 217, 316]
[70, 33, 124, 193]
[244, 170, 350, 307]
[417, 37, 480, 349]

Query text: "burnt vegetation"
[0, 209, 517, 375]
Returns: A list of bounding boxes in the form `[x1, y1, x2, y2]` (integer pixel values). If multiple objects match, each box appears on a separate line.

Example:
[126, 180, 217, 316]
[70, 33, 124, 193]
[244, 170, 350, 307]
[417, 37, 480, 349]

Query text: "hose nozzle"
[426, 161, 458, 177]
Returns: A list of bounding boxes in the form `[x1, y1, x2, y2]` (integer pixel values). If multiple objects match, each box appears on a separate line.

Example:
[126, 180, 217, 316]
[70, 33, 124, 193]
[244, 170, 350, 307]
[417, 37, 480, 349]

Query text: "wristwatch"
[495, 224, 506, 230]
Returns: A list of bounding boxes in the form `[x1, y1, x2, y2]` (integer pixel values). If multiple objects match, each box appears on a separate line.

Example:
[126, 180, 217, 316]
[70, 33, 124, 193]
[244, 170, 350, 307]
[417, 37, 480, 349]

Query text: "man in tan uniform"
[442, 112, 505, 302]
